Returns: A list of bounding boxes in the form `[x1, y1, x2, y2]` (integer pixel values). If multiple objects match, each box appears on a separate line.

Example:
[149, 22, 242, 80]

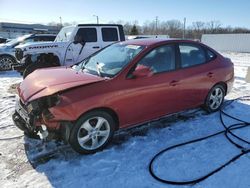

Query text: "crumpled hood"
[18, 67, 106, 103]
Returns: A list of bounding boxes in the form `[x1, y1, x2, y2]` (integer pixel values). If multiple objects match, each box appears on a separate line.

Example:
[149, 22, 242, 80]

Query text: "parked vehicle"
[14, 24, 125, 77]
[0, 34, 56, 71]
[0, 37, 8, 44]
[13, 39, 234, 154]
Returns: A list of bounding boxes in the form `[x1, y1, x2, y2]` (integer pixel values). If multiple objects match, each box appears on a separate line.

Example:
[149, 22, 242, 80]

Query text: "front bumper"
[15, 48, 23, 61]
[13, 98, 62, 138]
[12, 99, 35, 133]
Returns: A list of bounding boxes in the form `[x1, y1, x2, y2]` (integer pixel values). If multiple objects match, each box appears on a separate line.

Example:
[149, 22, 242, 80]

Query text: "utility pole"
[155, 16, 158, 35]
[183, 17, 186, 39]
[93, 15, 99, 24]
[59, 16, 62, 26]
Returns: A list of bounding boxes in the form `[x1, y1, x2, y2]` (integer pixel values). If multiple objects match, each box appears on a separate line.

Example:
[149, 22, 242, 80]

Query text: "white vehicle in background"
[14, 24, 125, 78]
[0, 34, 56, 71]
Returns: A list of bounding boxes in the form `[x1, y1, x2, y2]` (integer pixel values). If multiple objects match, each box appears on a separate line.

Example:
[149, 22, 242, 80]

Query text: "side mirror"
[73, 35, 85, 45]
[131, 65, 153, 78]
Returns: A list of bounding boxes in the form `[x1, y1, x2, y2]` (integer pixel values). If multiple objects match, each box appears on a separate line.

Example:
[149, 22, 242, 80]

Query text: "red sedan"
[13, 39, 234, 154]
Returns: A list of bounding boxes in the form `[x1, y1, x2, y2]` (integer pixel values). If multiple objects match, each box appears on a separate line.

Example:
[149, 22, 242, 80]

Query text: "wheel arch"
[212, 81, 227, 95]
[204, 81, 227, 102]
[35, 53, 61, 66]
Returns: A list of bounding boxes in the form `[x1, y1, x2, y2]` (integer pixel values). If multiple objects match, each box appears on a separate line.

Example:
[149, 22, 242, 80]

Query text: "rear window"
[76, 28, 97, 42]
[102, 28, 118, 42]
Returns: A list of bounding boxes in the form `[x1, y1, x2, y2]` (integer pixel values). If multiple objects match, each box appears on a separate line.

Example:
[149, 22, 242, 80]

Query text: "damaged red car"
[13, 39, 234, 154]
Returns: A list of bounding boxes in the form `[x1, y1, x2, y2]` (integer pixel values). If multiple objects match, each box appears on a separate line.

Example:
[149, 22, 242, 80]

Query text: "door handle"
[207, 72, 214, 78]
[93, 46, 100, 49]
[170, 80, 179, 86]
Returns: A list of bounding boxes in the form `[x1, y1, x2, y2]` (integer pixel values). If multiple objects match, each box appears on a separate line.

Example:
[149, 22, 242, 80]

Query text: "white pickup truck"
[14, 24, 125, 77]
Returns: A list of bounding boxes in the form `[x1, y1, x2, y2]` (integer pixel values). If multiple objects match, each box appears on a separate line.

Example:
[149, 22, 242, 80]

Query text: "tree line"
[110, 20, 250, 39]
[48, 19, 250, 39]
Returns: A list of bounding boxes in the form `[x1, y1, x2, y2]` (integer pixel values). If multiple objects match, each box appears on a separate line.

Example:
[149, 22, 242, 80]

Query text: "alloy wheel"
[77, 116, 111, 150]
[209, 87, 224, 110]
[0, 57, 13, 70]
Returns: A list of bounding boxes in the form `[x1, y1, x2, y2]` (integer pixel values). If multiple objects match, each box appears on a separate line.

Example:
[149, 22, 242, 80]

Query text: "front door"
[115, 44, 181, 127]
[65, 27, 100, 66]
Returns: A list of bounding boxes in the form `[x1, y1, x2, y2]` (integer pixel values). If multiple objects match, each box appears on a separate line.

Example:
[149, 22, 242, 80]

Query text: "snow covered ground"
[0, 52, 249, 188]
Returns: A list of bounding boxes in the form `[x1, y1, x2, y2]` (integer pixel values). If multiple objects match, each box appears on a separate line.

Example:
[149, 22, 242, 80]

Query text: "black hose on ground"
[0, 124, 14, 129]
[149, 96, 250, 185]
[0, 135, 23, 140]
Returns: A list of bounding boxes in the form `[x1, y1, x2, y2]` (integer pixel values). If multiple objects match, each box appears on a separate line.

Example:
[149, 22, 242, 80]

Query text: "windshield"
[55, 26, 74, 42]
[74, 43, 144, 77]
[5, 35, 31, 47]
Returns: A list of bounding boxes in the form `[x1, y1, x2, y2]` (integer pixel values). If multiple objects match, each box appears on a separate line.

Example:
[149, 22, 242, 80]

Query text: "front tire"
[23, 62, 43, 78]
[23, 61, 57, 79]
[0, 55, 15, 71]
[204, 84, 225, 113]
[69, 111, 115, 154]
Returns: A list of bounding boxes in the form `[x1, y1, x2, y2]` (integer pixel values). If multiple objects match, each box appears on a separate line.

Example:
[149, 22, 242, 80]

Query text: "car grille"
[15, 49, 23, 61]
[19, 99, 27, 111]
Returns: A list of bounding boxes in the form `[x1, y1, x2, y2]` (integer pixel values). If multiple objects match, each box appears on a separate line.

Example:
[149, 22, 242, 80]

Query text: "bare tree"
[163, 20, 182, 38]
[206, 20, 222, 34]
[141, 20, 155, 35]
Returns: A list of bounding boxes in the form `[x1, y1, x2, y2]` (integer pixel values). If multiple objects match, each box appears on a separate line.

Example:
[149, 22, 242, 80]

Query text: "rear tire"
[204, 84, 225, 113]
[69, 111, 115, 154]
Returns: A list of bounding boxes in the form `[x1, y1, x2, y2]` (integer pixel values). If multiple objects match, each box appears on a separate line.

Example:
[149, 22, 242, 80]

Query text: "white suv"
[0, 34, 56, 71]
[15, 24, 125, 77]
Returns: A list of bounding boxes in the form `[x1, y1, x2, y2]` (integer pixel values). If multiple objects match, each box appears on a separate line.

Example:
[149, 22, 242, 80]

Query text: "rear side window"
[33, 36, 55, 42]
[76, 28, 97, 42]
[102, 28, 118, 42]
[137, 45, 176, 74]
[207, 49, 216, 61]
[179, 44, 206, 68]
[41, 36, 56, 41]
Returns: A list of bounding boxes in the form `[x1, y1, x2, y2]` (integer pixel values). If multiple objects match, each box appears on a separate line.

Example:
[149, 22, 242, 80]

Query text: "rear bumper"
[226, 76, 234, 94]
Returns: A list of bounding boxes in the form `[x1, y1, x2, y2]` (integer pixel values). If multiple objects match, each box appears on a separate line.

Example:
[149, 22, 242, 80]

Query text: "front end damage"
[12, 94, 71, 141]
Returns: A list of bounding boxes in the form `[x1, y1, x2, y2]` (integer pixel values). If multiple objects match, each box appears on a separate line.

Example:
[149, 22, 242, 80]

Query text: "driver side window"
[76, 28, 97, 42]
[137, 44, 176, 74]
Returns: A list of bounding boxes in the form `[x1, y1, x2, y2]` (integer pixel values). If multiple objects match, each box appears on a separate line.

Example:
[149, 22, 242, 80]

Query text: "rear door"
[100, 26, 120, 48]
[173, 42, 218, 109]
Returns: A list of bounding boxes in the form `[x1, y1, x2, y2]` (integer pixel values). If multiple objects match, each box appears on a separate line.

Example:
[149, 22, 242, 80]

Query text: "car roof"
[121, 38, 200, 47]
[77, 24, 123, 27]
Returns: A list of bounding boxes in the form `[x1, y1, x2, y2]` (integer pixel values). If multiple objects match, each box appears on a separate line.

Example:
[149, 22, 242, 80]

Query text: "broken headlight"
[26, 94, 61, 114]
[46, 94, 61, 108]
